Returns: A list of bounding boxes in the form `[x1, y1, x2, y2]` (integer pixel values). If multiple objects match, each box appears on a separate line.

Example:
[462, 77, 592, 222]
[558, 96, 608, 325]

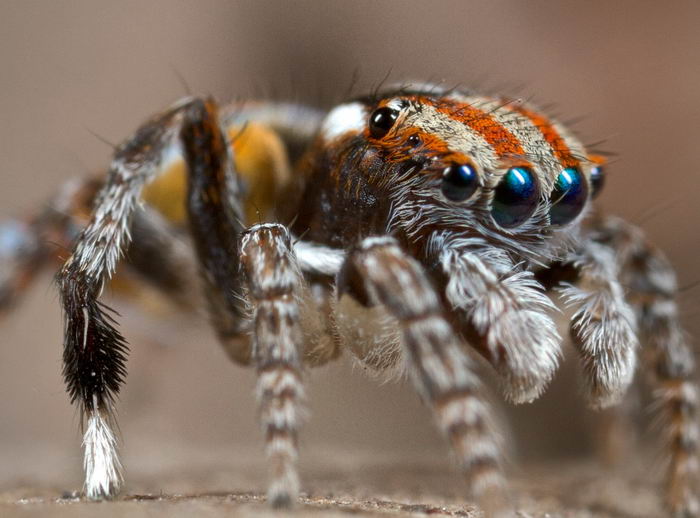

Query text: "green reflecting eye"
[549, 168, 588, 226]
[491, 167, 539, 228]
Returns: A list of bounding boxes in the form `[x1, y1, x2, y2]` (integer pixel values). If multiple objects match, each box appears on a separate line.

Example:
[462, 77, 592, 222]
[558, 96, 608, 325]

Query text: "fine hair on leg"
[56, 96, 244, 499]
[594, 216, 698, 517]
[341, 236, 510, 517]
[557, 237, 639, 408]
[241, 223, 306, 508]
[438, 243, 561, 404]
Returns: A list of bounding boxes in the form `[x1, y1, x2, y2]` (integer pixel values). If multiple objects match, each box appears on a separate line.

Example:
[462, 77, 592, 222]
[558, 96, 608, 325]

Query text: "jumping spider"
[0, 83, 697, 517]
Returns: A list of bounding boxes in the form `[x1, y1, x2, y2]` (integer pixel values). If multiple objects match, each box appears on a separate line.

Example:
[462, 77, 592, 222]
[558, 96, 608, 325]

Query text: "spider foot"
[82, 409, 123, 501]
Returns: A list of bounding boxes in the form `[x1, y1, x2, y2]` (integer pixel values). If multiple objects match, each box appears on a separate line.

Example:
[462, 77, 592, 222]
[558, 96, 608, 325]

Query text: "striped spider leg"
[549, 214, 699, 516]
[338, 236, 509, 515]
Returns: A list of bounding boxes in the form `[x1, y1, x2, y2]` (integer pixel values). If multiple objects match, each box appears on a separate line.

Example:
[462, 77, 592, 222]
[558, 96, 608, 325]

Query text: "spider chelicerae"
[0, 83, 696, 517]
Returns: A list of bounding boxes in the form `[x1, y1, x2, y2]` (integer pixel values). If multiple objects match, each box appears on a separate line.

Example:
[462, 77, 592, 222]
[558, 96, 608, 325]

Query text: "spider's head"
[318, 84, 606, 262]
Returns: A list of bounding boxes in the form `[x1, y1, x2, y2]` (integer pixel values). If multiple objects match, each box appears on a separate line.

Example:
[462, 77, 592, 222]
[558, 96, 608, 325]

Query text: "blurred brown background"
[1, 0, 699, 514]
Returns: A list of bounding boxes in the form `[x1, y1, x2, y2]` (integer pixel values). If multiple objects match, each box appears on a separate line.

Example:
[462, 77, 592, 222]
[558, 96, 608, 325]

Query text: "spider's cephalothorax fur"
[1, 84, 697, 517]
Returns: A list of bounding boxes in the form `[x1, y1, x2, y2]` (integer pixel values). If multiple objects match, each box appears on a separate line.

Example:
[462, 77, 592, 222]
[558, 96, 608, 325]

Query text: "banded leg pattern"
[626, 244, 698, 516]
[343, 237, 508, 515]
[594, 216, 699, 517]
[241, 224, 305, 508]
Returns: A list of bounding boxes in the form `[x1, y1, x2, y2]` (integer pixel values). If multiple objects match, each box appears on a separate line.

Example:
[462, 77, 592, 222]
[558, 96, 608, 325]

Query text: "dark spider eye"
[407, 134, 421, 147]
[491, 167, 539, 228]
[441, 163, 479, 202]
[369, 106, 398, 139]
[549, 168, 588, 226]
[590, 165, 605, 198]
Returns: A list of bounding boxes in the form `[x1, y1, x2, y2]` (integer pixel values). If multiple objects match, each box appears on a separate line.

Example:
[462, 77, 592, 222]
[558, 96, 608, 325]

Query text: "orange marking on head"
[509, 104, 580, 169]
[587, 153, 607, 166]
[379, 126, 474, 174]
[417, 96, 529, 161]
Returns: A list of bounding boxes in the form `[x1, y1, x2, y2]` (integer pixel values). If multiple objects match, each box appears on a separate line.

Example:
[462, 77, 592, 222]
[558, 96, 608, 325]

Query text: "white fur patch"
[83, 410, 122, 500]
[294, 241, 345, 276]
[320, 102, 366, 140]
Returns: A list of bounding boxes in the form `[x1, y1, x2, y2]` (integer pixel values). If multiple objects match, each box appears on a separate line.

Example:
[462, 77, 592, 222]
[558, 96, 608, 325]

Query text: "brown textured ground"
[0, 449, 663, 518]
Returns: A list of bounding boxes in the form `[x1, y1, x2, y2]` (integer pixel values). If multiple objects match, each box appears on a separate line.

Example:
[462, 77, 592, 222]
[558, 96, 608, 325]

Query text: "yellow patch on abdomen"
[141, 122, 291, 225]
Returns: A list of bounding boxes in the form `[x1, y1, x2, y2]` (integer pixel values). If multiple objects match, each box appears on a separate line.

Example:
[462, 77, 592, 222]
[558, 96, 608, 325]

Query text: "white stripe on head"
[463, 94, 590, 188]
[320, 102, 367, 141]
[405, 104, 501, 176]
[462, 95, 560, 192]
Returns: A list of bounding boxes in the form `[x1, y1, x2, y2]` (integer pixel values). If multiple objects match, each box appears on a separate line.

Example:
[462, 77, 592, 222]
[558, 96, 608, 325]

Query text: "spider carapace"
[0, 84, 697, 517]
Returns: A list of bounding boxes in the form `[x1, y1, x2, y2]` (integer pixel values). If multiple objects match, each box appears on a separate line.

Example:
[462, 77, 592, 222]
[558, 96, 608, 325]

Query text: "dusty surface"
[0, 448, 664, 518]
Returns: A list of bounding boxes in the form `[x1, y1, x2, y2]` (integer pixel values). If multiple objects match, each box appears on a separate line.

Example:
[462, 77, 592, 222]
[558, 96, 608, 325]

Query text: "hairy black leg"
[56, 96, 247, 499]
[240, 223, 305, 508]
[341, 237, 510, 517]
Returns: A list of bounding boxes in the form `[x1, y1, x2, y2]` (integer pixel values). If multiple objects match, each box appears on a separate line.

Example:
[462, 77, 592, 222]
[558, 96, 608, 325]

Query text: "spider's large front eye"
[369, 107, 398, 139]
[549, 168, 588, 226]
[590, 165, 605, 198]
[491, 167, 539, 228]
[441, 163, 479, 202]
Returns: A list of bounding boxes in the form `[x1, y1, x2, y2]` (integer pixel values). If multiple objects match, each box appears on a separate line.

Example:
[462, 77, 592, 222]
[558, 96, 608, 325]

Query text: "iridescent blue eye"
[549, 168, 588, 226]
[491, 167, 539, 228]
[590, 165, 605, 198]
[441, 163, 479, 202]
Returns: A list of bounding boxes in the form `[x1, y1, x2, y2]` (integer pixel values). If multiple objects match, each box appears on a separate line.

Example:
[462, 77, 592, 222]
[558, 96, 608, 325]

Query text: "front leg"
[341, 237, 510, 517]
[555, 237, 639, 408]
[439, 246, 562, 404]
[240, 223, 306, 508]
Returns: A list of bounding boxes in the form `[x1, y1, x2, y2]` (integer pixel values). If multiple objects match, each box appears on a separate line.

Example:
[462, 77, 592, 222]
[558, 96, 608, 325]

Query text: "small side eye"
[590, 165, 605, 198]
[407, 134, 421, 147]
[491, 167, 539, 228]
[369, 107, 398, 139]
[441, 163, 479, 202]
[549, 168, 588, 226]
